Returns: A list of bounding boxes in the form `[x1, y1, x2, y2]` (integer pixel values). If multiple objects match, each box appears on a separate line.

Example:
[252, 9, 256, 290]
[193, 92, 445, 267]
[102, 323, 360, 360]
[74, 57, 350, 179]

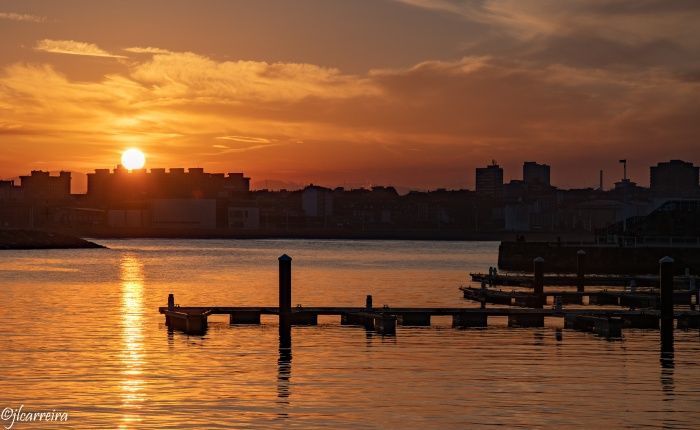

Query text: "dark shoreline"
[78, 228, 593, 242]
[0, 229, 105, 250]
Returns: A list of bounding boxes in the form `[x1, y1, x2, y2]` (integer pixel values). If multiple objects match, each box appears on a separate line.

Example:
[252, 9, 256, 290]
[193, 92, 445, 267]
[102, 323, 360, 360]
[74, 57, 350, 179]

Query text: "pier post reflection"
[277, 324, 292, 420]
[659, 257, 675, 370]
[659, 327, 674, 370]
[277, 254, 293, 419]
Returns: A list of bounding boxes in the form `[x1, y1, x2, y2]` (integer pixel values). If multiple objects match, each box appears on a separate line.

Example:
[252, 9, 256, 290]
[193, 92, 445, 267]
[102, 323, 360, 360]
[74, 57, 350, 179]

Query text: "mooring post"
[576, 250, 586, 293]
[279, 254, 292, 345]
[659, 256, 674, 357]
[168, 293, 174, 310]
[534, 257, 544, 308]
[554, 296, 563, 313]
[366, 294, 373, 310]
[479, 281, 487, 308]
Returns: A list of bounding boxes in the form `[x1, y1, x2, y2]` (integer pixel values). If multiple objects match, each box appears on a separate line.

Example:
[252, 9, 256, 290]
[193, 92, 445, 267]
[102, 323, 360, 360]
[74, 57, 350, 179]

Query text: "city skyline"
[1, 1, 699, 190]
[3, 157, 698, 195]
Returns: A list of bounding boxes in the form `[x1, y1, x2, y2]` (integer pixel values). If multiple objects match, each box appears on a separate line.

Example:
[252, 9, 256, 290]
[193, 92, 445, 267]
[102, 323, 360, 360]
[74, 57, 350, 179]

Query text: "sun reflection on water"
[119, 253, 146, 429]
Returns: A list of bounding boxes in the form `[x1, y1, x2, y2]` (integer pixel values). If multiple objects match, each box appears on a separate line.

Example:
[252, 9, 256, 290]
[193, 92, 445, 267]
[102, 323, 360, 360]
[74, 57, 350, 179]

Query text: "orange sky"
[1, 0, 699, 191]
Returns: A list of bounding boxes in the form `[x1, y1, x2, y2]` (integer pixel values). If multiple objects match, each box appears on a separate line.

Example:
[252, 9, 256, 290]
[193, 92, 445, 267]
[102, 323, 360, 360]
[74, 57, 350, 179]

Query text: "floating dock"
[469, 272, 698, 288]
[460, 286, 698, 307]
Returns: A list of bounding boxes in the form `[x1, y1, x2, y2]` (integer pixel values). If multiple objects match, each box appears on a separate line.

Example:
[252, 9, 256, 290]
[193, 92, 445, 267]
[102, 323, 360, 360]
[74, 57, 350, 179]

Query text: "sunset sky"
[1, 0, 699, 192]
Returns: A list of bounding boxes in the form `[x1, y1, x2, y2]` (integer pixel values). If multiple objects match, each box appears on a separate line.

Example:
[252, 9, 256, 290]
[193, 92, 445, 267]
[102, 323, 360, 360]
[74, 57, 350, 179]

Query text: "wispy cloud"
[0, 12, 46, 23]
[395, 0, 700, 44]
[124, 46, 173, 55]
[216, 135, 272, 144]
[35, 39, 126, 58]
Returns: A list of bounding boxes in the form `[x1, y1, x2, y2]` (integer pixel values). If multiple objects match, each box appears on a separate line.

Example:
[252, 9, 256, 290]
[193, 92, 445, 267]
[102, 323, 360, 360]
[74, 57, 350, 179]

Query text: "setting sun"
[121, 149, 146, 170]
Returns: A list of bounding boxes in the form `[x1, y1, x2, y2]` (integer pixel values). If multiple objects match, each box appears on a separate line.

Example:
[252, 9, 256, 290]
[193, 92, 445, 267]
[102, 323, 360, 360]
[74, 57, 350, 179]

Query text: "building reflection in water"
[119, 253, 146, 429]
[276, 325, 292, 420]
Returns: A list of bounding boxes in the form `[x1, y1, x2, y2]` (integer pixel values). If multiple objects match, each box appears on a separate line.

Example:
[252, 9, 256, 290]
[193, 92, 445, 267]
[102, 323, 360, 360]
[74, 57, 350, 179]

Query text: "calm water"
[1, 239, 699, 429]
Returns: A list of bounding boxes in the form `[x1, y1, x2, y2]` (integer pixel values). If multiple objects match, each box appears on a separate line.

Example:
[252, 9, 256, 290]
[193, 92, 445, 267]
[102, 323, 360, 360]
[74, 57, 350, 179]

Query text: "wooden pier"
[159, 305, 700, 333]
[160, 254, 700, 340]
[160, 304, 700, 335]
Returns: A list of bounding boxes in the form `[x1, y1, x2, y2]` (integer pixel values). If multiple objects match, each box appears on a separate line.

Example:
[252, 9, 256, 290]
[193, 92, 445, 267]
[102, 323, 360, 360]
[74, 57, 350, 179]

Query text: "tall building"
[650, 160, 699, 196]
[476, 161, 503, 198]
[523, 162, 550, 187]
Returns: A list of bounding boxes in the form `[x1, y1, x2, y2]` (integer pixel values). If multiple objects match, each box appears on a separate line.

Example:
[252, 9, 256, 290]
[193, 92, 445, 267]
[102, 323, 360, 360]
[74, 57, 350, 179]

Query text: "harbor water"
[1, 239, 699, 429]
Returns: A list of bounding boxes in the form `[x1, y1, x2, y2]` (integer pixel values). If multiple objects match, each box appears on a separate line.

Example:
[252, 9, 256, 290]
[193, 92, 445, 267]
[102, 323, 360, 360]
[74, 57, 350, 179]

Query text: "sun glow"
[121, 148, 146, 170]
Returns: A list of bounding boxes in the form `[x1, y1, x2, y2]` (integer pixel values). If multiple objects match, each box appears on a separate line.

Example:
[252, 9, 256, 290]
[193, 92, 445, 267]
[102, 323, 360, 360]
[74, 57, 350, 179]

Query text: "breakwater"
[0, 229, 104, 250]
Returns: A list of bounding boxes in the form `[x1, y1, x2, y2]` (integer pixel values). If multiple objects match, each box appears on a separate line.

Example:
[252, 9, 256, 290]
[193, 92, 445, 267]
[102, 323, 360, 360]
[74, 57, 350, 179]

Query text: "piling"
[554, 296, 563, 313]
[374, 313, 397, 335]
[366, 295, 373, 310]
[659, 256, 674, 354]
[622, 312, 659, 328]
[508, 257, 545, 327]
[533, 257, 544, 308]
[279, 254, 293, 347]
[576, 250, 586, 293]
[594, 317, 623, 338]
[291, 311, 318, 325]
[453, 312, 487, 328]
[677, 314, 700, 329]
[165, 294, 175, 327]
[400, 312, 431, 326]
[229, 310, 262, 324]
[480, 281, 487, 309]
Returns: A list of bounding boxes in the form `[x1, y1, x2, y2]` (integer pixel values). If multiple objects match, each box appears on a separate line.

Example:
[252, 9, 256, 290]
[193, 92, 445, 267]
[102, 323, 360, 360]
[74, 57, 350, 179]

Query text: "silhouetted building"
[523, 162, 550, 187]
[0, 180, 21, 200]
[2, 159, 694, 237]
[475, 162, 503, 198]
[228, 207, 260, 230]
[302, 185, 333, 217]
[650, 160, 699, 196]
[151, 199, 217, 229]
[19, 170, 71, 200]
[87, 167, 250, 204]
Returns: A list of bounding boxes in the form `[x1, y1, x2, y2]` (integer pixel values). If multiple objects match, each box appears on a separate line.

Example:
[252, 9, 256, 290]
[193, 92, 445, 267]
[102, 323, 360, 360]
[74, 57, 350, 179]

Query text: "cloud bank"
[2, 0, 700, 188]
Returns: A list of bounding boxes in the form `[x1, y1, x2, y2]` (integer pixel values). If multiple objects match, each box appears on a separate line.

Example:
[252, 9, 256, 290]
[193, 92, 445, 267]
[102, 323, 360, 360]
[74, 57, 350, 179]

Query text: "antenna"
[619, 159, 627, 181]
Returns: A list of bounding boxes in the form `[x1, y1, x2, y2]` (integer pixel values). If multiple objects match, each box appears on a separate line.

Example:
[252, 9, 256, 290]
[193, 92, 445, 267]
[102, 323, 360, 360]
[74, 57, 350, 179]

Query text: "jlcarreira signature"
[1, 405, 68, 429]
